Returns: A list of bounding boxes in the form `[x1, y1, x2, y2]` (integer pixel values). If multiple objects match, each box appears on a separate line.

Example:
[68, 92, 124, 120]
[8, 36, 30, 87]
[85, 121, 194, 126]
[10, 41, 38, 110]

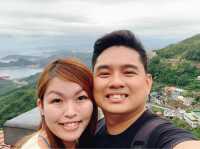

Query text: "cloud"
[0, 0, 200, 51]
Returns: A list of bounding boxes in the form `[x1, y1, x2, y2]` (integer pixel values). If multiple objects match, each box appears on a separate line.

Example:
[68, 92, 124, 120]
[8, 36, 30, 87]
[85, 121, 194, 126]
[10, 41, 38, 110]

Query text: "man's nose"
[63, 101, 77, 118]
[108, 73, 125, 89]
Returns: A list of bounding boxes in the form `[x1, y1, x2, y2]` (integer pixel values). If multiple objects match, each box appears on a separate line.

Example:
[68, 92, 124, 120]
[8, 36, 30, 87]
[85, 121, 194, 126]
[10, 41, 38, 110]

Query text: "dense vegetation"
[0, 83, 36, 127]
[0, 74, 39, 127]
[149, 34, 200, 94]
[149, 56, 200, 92]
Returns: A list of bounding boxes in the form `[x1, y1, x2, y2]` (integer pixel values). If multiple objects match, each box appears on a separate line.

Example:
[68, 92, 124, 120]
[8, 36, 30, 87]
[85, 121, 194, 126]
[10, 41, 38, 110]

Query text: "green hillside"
[0, 80, 18, 96]
[0, 74, 39, 127]
[149, 34, 200, 100]
[0, 83, 36, 127]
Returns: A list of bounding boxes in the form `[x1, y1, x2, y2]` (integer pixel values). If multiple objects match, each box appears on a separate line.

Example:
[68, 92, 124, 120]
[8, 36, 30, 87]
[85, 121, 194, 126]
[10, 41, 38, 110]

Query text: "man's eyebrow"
[95, 65, 110, 71]
[122, 64, 139, 70]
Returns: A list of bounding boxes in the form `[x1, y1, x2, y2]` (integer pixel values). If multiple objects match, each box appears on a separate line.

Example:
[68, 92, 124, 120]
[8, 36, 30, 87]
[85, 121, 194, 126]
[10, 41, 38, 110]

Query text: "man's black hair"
[92, 30, 148, 72]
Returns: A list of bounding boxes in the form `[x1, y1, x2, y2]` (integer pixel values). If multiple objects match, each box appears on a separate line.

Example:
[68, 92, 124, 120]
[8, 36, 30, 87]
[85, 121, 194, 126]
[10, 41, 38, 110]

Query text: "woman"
[18, 58, 98, 149]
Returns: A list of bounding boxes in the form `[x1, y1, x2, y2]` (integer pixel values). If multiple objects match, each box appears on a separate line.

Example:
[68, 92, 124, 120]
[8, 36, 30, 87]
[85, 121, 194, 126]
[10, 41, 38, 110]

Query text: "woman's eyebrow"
[46, 88, 84, 97]
[74, 88, 84, 96]
[46, 90, 64, 97]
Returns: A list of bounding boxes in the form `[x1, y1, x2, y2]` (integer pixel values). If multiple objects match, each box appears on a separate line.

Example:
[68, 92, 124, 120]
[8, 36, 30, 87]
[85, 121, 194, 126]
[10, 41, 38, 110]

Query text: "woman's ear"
[37, 99, 44, 116]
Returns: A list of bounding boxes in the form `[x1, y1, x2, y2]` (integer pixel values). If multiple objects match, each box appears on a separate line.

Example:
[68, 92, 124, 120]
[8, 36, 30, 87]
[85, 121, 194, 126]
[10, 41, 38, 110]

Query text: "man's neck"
[104, 106, 146, 135]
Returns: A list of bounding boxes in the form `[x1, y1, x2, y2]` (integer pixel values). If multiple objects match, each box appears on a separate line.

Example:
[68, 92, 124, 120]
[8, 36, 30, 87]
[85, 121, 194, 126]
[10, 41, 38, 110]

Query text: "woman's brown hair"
[36, 58, 98, 148]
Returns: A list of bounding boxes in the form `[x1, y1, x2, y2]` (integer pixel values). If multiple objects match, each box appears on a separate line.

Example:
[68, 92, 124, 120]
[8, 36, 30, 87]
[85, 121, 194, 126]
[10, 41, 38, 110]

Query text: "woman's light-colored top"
[21, 133, 41, 149]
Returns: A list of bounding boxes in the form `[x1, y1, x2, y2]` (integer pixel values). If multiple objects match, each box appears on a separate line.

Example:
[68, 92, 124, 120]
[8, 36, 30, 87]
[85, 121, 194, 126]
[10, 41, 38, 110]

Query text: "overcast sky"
[0, 0, 200, 57]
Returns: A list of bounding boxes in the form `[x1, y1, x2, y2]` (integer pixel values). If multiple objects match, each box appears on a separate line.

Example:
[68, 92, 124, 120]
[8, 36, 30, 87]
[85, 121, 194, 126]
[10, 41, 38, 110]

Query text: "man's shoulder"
[147, 117, 197, 148]
[131, 110, 196, 148]
[130, 114, 170, 147]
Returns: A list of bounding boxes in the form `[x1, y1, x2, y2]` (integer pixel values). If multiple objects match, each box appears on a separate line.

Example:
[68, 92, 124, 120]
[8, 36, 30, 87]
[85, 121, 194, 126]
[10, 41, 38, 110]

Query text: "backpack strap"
[95, 118, 105, 134]
[130, 118, 168, 149]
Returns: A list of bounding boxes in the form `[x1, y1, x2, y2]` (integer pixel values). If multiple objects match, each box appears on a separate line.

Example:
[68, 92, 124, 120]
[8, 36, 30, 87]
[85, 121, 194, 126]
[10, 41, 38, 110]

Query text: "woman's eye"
[51, 98, 62, 103]
[78, 95, 89, 101]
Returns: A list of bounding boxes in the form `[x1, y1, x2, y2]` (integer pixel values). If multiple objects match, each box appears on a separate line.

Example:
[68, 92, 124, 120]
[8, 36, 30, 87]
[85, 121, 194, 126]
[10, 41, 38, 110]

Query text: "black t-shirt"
[92, 110, 196, 148]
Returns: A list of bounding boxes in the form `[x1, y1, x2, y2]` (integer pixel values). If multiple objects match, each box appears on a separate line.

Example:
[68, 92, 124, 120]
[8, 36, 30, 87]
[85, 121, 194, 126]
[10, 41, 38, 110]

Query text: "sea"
[0, 50, 46, 79]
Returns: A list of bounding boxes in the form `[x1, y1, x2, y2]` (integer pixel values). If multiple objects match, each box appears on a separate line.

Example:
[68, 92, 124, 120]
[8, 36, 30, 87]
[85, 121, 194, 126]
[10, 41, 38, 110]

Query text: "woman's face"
[38, 77, 93, 145]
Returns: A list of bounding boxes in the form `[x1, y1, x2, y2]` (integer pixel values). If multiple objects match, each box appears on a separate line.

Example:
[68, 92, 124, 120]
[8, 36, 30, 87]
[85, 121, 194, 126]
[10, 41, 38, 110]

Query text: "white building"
[177, 109, 185, 120]
[177, 96, 194, 106]
[164, 109, 175, 118]
[197, 76, 200, 81]
[192, 111, 200, 125]
[165, 87, 184, 100]
[164, 108, 185, 119]
[183, 112, 199, 128]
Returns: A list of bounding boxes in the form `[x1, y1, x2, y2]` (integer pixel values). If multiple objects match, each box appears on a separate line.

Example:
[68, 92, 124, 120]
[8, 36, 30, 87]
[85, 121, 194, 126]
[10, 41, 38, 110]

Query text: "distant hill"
[1, 55, 42, 62]
[0, 80, 18, 96]
[21, 73, 39, 84]
[156, 34, 200, 61]
[0, 58, 35, 67]
[0, 50, 92, 68]
[149, 34, 200, 92]
[0, 73, 39, 96]
[37, 50, 92, 68]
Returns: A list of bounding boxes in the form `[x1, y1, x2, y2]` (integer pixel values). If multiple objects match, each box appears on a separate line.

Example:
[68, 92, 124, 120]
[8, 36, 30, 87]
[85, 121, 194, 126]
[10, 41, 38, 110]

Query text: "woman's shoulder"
[20, 132, 40, 149]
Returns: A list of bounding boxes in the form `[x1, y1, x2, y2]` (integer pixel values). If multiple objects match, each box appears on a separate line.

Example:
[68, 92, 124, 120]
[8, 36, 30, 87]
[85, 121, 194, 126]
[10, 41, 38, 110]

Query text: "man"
[91, 30, 200, 148]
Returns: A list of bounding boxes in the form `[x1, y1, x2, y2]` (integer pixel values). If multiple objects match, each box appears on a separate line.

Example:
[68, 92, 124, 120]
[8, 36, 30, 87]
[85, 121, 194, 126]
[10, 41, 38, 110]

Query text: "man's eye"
[98, 72, 110, 78]
[124, 71, 136, 76]
[125, 71, 135, 74]
[78, 95, 89, 101]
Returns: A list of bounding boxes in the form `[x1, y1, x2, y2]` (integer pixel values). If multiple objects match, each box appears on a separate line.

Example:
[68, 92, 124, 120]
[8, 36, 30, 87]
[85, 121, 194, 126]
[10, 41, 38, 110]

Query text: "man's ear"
[37, 99, 44, 115]
[146, 73, 153, 94]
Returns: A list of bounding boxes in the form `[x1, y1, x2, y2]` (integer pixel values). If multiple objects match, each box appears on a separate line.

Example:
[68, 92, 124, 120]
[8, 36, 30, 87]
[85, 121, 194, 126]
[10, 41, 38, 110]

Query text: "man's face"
[93, 46, 152, 116]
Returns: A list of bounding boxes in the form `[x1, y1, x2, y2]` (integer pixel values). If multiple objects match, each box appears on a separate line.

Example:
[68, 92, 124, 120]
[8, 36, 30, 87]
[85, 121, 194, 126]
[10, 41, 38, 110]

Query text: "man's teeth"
[108, 94, 127, 99]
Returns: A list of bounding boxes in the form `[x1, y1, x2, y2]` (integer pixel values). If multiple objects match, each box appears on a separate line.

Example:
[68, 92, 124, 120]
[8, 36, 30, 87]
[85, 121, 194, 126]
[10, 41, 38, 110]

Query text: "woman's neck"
[38, 130, 50, 149]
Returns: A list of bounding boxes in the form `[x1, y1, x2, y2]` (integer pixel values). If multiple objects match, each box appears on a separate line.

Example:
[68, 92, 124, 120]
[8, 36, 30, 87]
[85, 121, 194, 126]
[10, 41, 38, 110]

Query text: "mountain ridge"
[156, 33, 200, 61]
